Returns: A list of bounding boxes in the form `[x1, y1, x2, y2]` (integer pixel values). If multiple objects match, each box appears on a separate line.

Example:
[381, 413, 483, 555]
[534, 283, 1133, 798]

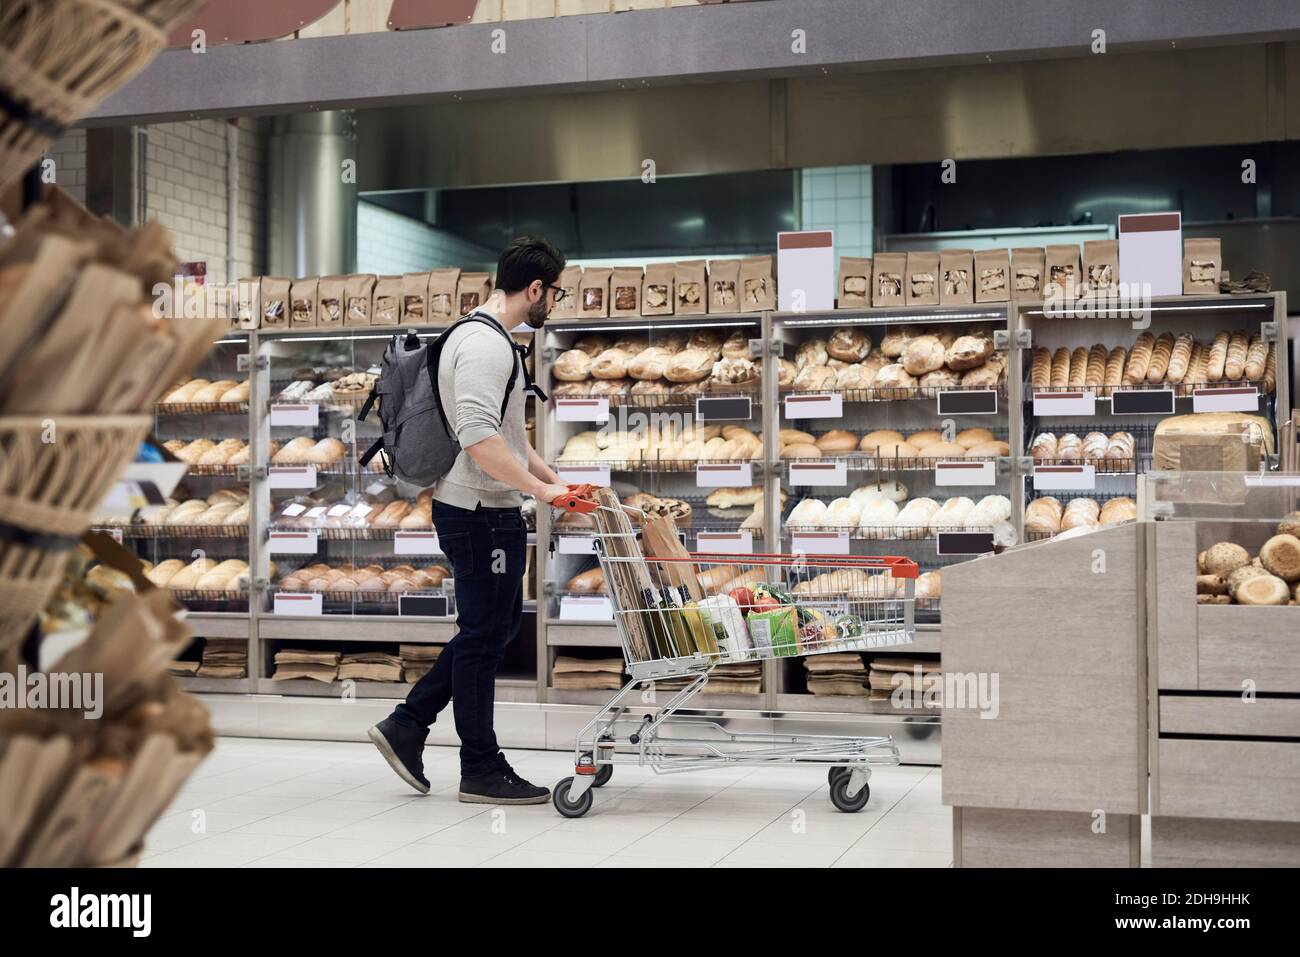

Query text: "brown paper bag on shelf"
[975, 248, 1010, 302]
[1011, 247, 1045, 301]
[317, 275, 346, 327]
[457, 271, 491, 316]
[609, 266, 644, 317]
[551, 265, 582, 319]
[1183, 238, 1222, 295]
[345, 274, 377, 326]
[233, 276, 260, 329]
[674, 260, 706, 315]
[290, 276, 318, 327]
[1081, 240, 1119, 297]
[939, 249, 974, 305]
[708, 259, 741, 313]
[259, 276, 290, 328]
[1045, 244, 1081, 299]
[579, 267, 611, 318]
[739, 255, 775, 311]
[427, 268, 461, 321]
[837, 256, 872, 308]
[401, 271, 429, 324]
[372, 275, 402, 325]
[871, 252, 906, 306]
[642, 263, 674, 316]
[904, 251, 939, 306]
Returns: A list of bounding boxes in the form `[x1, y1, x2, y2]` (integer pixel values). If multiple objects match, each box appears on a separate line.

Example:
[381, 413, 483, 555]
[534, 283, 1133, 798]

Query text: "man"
[369, 237, 570, 804]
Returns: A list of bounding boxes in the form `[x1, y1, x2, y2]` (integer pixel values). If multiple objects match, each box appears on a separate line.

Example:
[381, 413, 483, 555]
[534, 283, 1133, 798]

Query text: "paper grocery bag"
[837, 256, 872, 308]
[260, 276, 291, 328]
[552, 265, 582, 319]
[641, 514, 704, 600]
[1011, 247, 1045, 301]
[939, 249, 974, 305]
[1183, 238, 1221, 294]
[904, 251, 939, 306]
[1081, 240, 1119, 296]
[427, 267, 461, 321]
[739, 255, 775, 311]
[1045, 244, 1081, 299]
[345, 274, 377, 326]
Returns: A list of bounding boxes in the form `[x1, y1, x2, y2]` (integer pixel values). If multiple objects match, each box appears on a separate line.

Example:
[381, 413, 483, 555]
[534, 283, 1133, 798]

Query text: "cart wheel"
[553, 777, 594, 818]
[593, 764, 614, 788]
[827, 766, 850, 787]
[829, 774, 870, 813]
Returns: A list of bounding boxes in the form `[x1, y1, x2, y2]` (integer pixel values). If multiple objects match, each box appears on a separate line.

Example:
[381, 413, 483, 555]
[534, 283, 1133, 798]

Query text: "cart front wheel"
[553, 777, 594, 818]
[593, 764, 614, 788]
[829, 774, 870, 813]
[828, 766, 850, 787]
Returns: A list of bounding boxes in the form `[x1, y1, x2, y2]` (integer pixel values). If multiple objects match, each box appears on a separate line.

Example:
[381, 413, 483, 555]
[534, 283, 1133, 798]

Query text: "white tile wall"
[356, 201, 498, 275]
[800, 164, 873, 260]
[44, 129, 87, 204]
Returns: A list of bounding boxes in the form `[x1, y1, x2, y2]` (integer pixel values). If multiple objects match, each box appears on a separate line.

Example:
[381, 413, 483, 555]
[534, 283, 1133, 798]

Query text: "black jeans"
[391, 500, 526, 777]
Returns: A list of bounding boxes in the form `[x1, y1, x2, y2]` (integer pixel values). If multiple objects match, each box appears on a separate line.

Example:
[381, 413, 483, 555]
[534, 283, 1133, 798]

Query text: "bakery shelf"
[1016, 292, 1277, 319]
[773, 305, 1009, 327]
[779, 382, 1009, 404]
[180, 611, 250, 638]
[547, 387, 759, 409]
[544, 313, 762, 332]
[125, 524, 249, 539]
[551, 454, 762, 473]
[266, 585, 449, 606]
[255, 322, 452, 338]
[175, 675, 252, 694]
[1025, 378, 1275, 401]
[267, 524, 435, 540]
[783, 452, 1006, 474]
[257, 616, 457, 642]
[1027, 421, 1155, 475]
[774, 693, 941, 716]
[546, 687, 765, 711]
[154, 401, 249, 416]
[253, 676, 537, 701]
[184, 464, 246, 477]
[545, 621, 620, 647]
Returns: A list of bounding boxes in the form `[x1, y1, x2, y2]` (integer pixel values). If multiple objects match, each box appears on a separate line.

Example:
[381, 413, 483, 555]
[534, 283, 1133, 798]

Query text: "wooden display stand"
[942, 523, 1146, 867]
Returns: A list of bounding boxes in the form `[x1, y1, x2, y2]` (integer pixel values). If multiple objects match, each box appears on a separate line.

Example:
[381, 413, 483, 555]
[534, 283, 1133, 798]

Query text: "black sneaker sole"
[458, 790, 550, 805]
[367, 725, 430, 795]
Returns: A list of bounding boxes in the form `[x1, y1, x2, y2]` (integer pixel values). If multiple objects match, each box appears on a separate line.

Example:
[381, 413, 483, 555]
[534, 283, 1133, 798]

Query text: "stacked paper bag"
[867, 657, 942, 705]
[400, 644, 442, 683]
[167, 659, 200, 676]
[196, 637, 247, 678]
[657, 661, 761, 695]
[552, 656, 624, 691]
[271, 649, 340, 682]
[339, 651, 402, 682]
[804, 652, 868, 696]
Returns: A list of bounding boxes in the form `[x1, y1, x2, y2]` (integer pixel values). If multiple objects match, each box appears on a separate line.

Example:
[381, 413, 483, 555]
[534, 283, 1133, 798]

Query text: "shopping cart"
[548, 486, 917, 818]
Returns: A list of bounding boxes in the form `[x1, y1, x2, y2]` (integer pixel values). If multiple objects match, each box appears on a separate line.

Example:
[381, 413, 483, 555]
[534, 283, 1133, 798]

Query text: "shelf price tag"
[934, 460, 996, 487]
[696, 396, 753, 422]
[937, 389, 998, 416]
[936, 531, 995, 556]
[696, 462, 753, 487]
[695, 531, 754, 554]
[1111, 388, 1174, 415]
[557, 465, 611, 486]
[788, 461, 848, 487]
[1192, 385, 1260, 414]
[268, 530, 319, 554]
[555, 398, 610, 422]
[557, 535, 597, 555]
[1033, 464, 1097, 491]
[90, 527, 124, 544]
[1032, 390, 1096, 417]
[394, 531, 441, 555]
[273, 592, 323, 616]
[791, 531, 851, 555]
[269, 403, 320, 427]
[268, 466, 317, 489]
[784, 393, 842, 419]
[559, 595, 614, 621]
[399, 594, 449, 617]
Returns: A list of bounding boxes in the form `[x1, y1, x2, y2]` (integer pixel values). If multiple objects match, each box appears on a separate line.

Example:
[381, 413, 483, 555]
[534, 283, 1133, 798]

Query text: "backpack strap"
[426, 311, 530, 439]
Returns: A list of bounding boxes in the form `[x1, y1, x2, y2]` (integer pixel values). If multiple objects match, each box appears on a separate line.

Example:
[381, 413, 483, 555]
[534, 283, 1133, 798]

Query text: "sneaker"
[368, 718, 430, 795]
[458, 753, 550, 805]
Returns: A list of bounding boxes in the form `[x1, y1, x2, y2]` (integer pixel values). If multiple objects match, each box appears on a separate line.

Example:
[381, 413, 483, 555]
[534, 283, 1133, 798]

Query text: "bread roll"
[591, 348, 631, 380]
[865, 441, 920, 460]
[1099, 497, 1137, 526]
[1205, 331, 1230, 382]
[1225, 330, 1249, 381]
[778, 358, 798, 387]
[626, 347, 670, 381]
[1260, 534, 1300, 582]
[915, 571, 942, 600]
[1030, 348, 1051, 390]
[787, 498, 829, 529]
[371, 501, 413, 528]
[826, 327, 872, 362]
[932, 496, 975, 529]
[1060, 498, 1100, 531]
[946, 335, 994, 371]
[554, 349, 594, 381]
[825, 497, 862, 527]
[965, 441, 1011, 457]
[1166, 334, 1195, 383]
[792, 365, 837, 391]
[1124, 332, 1155, 384]
[780, 442, 822, 460]
[850, 480, 908, 505]
[955, 427, 995, 449]
[966, 494, 1011, 528]
[902, 335, 947, 376]
[858, 498, 900, 537]
[796, 338, 829, 369]
[1278, 512, 1300, 537]
[815, 429, 859, 453]
[1024, 497, 1063, 535]
[1202, 541, 1250, 576]
[907, 430, 944, 449]
[1236, 574, 1290, 605]
[197, 443, 236, 466]
[308, 438, 346, 464]
[873, 364, 918, 396]
[918, 441, 967, 459]
[1067, 347, 1089, 388]
[895, 498, 940, 539]
[1049, 348, 1071, 388]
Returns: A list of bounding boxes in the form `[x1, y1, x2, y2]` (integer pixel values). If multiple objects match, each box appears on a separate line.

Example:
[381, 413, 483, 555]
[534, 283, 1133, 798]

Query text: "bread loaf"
[572, 334, 609, 357]
[1244, 334, 1268, 381]
[1203, 542, 1250, 576]
[705, 486, 763, 509]
[721, 330, 750, 360]
[902, 335, 947, 376]
[815, 429, 859, 453]
[1084, 344, 1108, 389]
[858, 429, 904, 452]
[879, 328, 919, 358]
[918, 441, 967, 459]
[956, 427, 995, 449]
[1236, 574, 1290, 605]
[1124, 332, 1155, 384]
[907, 430, 943, 449]
[1068, 347, 1090, 388]
[857, 498, 900, 537]
[565, 568, 606, 594]
[872, 364, 918, 396]
[894, 497, 940, 539]
[932, 496, 975, 529]
[786, 498, 828, 528]
[1030, 432, 1058, 460]
[665, 348, 714, 383]
[591, 348, 631, 379]
[1260, 534, 1300, 582]
[796, 338, 829, 369]
[1103, 346, 1127, 394]
[826, 497, 862, 527]
[946, 335, 994, 371]
[792, 365, 837, 392]
[1225, 329, 1249, 381]
[1205, 331, 1229, 382]
[554, 349, 593, 382]
[780, 442, 822, 460]
[1264, 343, 1277, 394]
[827, 327, 872, 362]
[1060, 498, 1100, 531]
[1024, 496, 1063, 535]
[1031, 347, 1051, 390]
[1099, 497, 1137, 526]
[1165, 333, 1194, 383]
[308, 438, 346, 464]
[1049, 348, 1070, 388]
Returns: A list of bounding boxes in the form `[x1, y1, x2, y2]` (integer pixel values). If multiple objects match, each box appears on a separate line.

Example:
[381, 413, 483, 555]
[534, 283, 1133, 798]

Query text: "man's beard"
[524, 296, 550, 328]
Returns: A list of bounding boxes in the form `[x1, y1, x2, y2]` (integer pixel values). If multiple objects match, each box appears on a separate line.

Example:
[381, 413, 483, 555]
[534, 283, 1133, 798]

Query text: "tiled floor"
[141, 737, 951, 868]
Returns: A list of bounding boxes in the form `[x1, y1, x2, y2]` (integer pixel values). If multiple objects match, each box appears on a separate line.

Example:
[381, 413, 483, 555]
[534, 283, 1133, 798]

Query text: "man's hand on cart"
[537, 482, 574, 507]
[550, 483, 600, 513]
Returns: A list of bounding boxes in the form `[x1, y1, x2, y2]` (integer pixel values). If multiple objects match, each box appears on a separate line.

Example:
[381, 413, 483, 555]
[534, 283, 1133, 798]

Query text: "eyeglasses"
[545, 284, 567, 303]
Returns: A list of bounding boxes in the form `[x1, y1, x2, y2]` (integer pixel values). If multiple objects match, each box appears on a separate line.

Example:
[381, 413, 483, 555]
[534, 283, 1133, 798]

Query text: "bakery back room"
[2, 0, 1299, 893]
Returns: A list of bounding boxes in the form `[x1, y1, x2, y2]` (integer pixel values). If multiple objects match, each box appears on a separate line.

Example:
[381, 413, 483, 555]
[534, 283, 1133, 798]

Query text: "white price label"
[784, 393, 843, 419]
[269, 403, 320, 427]
[789, 461, 848, 487]
[695, 531, 754, 554]
[1192, 386, 1260, 414]
[695, 462, 753, 487]
[327, 503, 353, 517]
[366, 480, 389, 496]
[273, 592, 323, 615]
[268, 530, 319, 554]
[557, 465, 611, 486]
[268, 466, 317, 489]
[90, 527, 123, 544]
[555, 398, 610, 422]
[1032, 390, 1097, 417]
[304, 506, 327, 519]
[393, 531, 442, 555]
[281, 502, 308, 517]
[1033, 464, 1097, 491]
[557, 535, 598, 555]
[349, 502, 374, 518]
[791, 531, 851, 555]
[934, 460, 997, 487]
[559, 595, 614, 621]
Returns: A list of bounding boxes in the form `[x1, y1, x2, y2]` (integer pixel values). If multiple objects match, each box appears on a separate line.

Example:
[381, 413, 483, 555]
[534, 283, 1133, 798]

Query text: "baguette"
[1165, 333, 1194, 383]
[1103, 346, 1126, 395]
[1244, 334, 1268, 381]
[1123, 332, 1155, 385]
[1084, 344, 1107, 389]
[1030, 347, 1051, 390]
[1067, 347, 1089, 388]
[1049, 348, 1070, 388]
[1264, 343, 1277, 394]
[1225, 329, 1249, 381]
[1205, 330, 1229, 382]
[1145, 332, 1175, 383]
[1181, 341, 1206, 395]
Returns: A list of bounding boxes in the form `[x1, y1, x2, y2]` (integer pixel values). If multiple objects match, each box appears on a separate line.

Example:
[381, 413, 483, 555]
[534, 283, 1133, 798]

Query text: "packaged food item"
[317, 274, 346, 327]
[401, 271, 429, 324]
[696, 594, 752, 661]
[708, 259, 741, 313]
[974, 248, 1010, 302]
[260, 275, 291, 328]
[747, 605, 799, 657]
[642, 263, 675, 316]
[837, 256, 872, 308]
[1081, 240, 1119, 296]
[871, 252, 906, 306]
[939, 249, 974, 305]
[234, 277, 260, 329]
[609, 266, 644, 317]
[675, 260, 707, 315]
[739, 255, 775, 311]
[457, 271, 491, 316]
[372, 274, 402, 325]
[1183, 237, 1222, 294]
[1045, 244, 1080, 298]
[290, 276, 318, 327]
[550, 264, 582, 319]
[1011, 247, 1045, 301]
[904, 251, 939, 306]
[344, 273, 376, 326]
[427, 267, 461, 320]
[679, 597, 720, 656]
[579, 267, 611, 318]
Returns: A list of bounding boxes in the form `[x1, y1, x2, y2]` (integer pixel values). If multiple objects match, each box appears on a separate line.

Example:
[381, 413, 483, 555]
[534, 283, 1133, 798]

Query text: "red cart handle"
[551, 483, 601, 513]
[668, 551, 921, 579]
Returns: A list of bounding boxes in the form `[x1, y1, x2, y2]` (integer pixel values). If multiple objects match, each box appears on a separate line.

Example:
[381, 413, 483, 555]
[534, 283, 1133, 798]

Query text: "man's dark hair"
[494, 236, 566, 293]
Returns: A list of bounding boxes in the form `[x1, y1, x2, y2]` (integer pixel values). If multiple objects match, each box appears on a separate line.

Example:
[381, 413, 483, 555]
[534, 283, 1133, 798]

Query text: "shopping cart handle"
[551, 483, 600, 513]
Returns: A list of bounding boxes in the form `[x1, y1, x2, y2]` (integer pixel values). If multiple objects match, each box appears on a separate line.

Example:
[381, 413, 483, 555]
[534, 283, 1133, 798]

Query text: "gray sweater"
[430, 311, 529, 509]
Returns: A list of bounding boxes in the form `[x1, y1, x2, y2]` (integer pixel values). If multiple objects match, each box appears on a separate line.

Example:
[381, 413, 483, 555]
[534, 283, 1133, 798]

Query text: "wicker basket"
[0, 0, 200, 194]
[0, 414, 151, 654]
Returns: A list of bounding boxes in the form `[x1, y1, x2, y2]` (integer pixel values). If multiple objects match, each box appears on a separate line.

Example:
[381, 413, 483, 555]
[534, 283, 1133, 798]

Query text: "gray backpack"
[357, 312, 545, 487]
